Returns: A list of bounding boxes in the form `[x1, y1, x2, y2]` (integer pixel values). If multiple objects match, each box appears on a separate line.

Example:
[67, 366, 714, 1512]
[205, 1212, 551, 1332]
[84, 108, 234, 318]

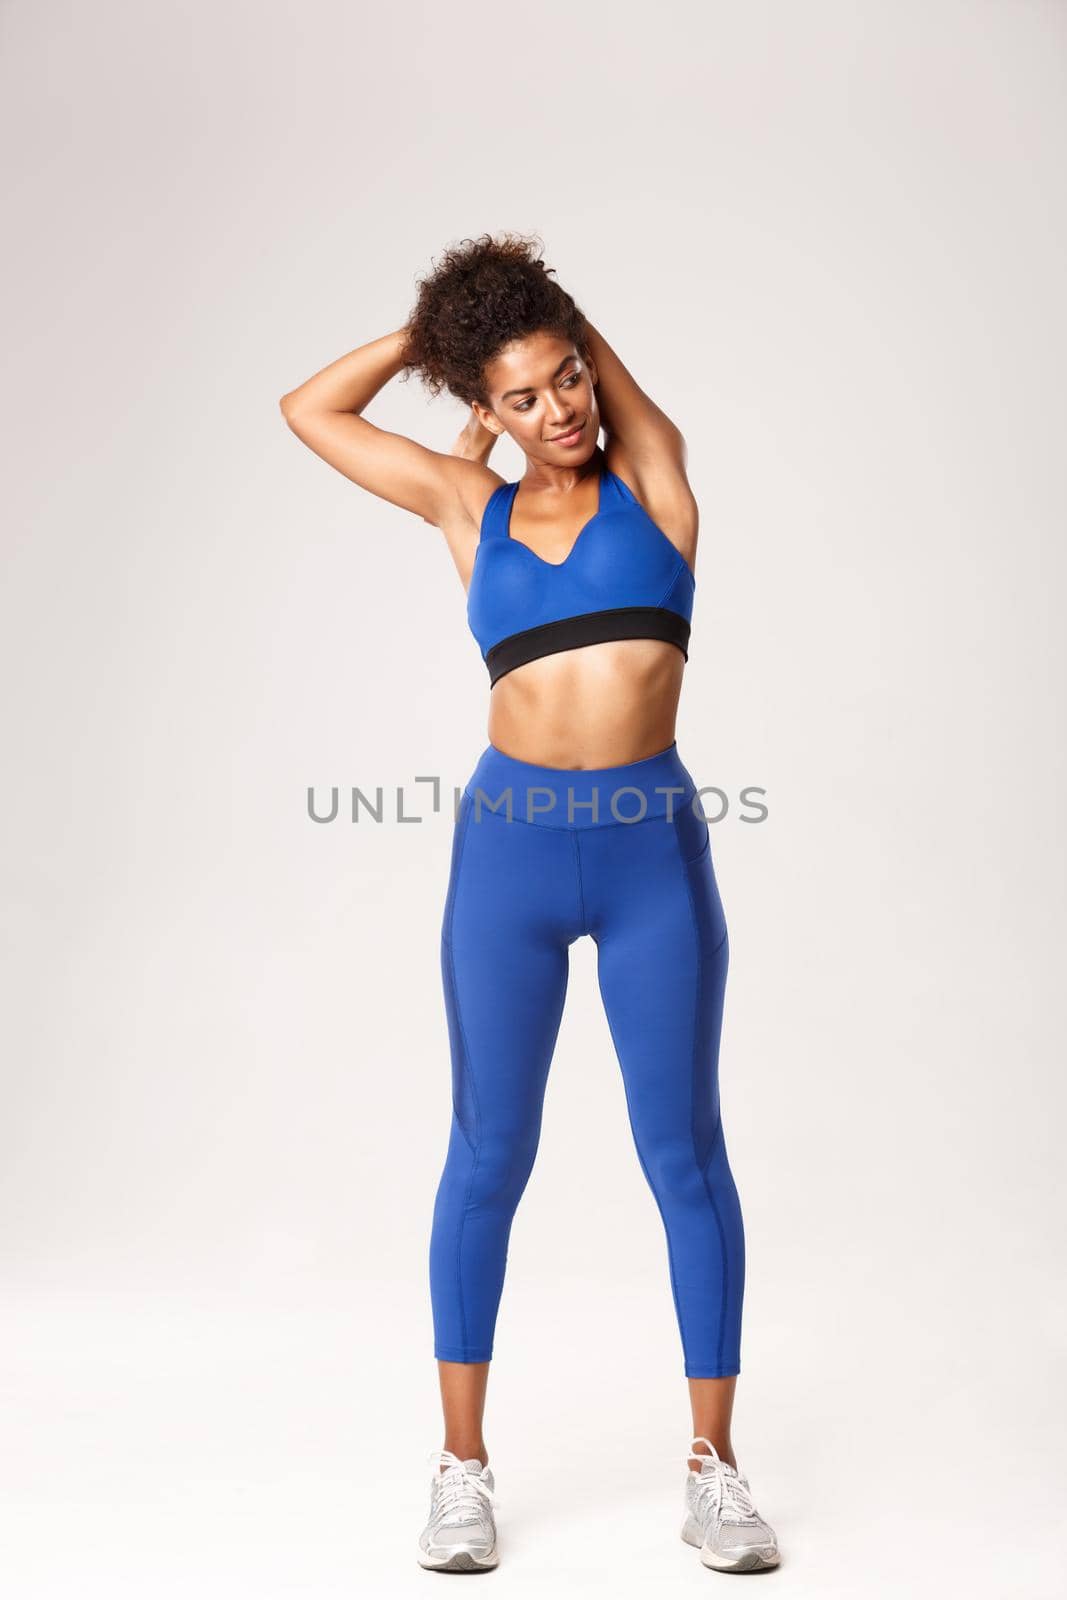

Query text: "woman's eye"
[515, 372, 578, 412]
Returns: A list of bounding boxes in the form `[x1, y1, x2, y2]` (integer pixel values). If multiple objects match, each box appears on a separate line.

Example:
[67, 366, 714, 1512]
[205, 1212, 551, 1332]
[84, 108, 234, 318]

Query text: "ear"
[471, 400, 505, 437]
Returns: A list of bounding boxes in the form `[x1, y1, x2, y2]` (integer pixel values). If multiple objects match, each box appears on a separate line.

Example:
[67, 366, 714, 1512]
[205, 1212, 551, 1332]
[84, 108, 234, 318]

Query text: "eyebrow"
[500, 355, 576, 401]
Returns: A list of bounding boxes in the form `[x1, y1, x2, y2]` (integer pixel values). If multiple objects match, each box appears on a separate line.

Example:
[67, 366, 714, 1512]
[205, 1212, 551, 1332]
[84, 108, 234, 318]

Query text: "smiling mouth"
[550, 420, 585, 443]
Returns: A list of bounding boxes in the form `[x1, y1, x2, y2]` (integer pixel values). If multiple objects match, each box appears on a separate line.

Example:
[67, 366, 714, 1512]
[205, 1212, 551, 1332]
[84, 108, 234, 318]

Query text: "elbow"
[280, 392, 315, 433]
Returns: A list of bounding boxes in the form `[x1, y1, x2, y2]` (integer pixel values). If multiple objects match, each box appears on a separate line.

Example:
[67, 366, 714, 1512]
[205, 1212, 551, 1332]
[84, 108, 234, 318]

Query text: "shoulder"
[432, 456, 510, 537]
[431, 458, 514, 593]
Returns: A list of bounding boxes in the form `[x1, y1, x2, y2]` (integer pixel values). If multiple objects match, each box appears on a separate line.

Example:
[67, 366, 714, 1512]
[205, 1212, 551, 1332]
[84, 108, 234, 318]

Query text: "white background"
[2, 0, 1065, 1594]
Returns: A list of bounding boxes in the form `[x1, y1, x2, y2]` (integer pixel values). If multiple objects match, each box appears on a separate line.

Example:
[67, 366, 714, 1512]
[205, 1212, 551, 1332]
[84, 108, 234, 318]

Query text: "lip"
[549, 420, 585, 446]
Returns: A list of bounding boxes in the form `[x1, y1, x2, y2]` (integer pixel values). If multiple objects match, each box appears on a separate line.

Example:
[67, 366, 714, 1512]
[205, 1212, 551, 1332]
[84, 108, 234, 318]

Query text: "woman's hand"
[447, 407, 498, 465]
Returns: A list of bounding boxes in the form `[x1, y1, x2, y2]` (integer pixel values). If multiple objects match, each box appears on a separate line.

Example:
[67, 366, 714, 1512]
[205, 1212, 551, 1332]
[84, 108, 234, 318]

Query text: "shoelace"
[681, 1436, 762, 1526]
[426, 1449, 500, 1526]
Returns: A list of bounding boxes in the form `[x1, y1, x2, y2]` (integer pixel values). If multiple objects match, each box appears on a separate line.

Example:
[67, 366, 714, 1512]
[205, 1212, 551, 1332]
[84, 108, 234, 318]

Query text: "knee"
[441, 1120, 537, 1216]
[462, 1124, 540, 1215]
[637, 1131, 728, 1206]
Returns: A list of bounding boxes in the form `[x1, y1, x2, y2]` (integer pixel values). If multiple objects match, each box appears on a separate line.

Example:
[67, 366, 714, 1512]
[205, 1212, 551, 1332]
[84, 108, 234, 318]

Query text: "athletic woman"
[280, 233, 780, 1574]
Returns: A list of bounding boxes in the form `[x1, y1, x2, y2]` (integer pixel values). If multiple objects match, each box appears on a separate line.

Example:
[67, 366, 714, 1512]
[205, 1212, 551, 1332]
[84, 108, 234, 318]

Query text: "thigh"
[586, 808, 729, 1166]
[441, 797, 579, 1142]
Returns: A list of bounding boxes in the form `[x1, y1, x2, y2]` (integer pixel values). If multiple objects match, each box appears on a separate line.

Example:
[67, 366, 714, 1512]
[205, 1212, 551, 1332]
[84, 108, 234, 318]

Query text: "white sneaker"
[417, 1448, 499, 1572]
[680, 1435, 780, 1572]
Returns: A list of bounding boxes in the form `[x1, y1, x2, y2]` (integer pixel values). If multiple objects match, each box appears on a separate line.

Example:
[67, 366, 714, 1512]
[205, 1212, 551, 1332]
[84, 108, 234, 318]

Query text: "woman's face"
[475, 330, 600, 463]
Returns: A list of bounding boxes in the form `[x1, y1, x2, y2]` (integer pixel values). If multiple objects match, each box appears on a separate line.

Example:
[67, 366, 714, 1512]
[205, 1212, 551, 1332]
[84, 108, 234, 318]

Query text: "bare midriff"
[485, 636, 686, 770]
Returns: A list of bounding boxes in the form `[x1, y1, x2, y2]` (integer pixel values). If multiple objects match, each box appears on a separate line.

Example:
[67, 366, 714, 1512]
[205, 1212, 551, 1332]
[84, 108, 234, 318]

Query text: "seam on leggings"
[441, 796, 473, 953]
[443, 940, 476, 1160]
[443, 797, 482, 1354]
[673, 822, 731, 1374]
[598, 994, 691, 1360]
[570, 830, 588, 935]
[434, 1343, 493, 1364]
[702, 1112, 725, 1180]
[441, 801, 476, 1159]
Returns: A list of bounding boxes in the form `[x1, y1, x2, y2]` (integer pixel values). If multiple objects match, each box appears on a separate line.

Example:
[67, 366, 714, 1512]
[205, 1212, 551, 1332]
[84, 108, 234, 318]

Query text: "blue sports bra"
[467, 456, 695, 685]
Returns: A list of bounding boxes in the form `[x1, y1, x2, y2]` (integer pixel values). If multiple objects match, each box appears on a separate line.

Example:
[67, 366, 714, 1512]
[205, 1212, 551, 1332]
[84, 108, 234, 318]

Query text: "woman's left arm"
[583, 321, 697, 561]
[583, 321, 687, 469]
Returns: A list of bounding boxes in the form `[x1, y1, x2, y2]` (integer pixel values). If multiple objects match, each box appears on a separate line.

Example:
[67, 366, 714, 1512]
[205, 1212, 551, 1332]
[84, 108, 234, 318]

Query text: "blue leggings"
[430, 740, 745, 1378]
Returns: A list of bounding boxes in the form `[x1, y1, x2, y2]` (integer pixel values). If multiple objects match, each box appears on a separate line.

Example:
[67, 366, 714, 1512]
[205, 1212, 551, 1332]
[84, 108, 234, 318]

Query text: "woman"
[280, 233, 780, 1575]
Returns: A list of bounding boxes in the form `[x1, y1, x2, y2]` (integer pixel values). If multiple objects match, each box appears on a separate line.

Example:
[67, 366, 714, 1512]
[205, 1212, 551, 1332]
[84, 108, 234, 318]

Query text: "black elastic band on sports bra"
[485, 606, 691, 686]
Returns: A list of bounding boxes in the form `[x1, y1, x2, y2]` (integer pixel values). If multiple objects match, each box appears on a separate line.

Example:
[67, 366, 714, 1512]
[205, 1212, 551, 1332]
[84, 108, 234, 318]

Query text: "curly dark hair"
[399, 231, 589, 408]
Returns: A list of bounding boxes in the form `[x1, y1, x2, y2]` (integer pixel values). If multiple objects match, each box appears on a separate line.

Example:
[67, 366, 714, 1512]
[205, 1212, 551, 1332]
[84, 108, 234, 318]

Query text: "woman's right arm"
[279, 327, 497, 529]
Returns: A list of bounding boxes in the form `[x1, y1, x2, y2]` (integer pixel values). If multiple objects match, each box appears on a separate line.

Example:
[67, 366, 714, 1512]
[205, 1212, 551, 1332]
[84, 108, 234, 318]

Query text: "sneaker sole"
[681, 1515, 780, 1572]
[417, 1542, 499, 1572]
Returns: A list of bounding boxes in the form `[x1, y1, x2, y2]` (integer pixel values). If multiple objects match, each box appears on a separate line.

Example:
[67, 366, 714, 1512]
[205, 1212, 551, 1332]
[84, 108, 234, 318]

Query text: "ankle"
[441, 1443, 488, 1470]
[689, 1441, 737, 1473]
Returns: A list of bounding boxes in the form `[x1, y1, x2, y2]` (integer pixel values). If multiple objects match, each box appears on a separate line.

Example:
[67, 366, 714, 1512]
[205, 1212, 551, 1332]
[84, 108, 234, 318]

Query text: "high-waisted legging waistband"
[464, 739, 701, 828]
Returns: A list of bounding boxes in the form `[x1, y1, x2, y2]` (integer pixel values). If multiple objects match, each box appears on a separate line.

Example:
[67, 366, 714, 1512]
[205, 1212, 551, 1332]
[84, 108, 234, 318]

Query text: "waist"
[464, 740, 698, 829]
[486, 636, 685, 768]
